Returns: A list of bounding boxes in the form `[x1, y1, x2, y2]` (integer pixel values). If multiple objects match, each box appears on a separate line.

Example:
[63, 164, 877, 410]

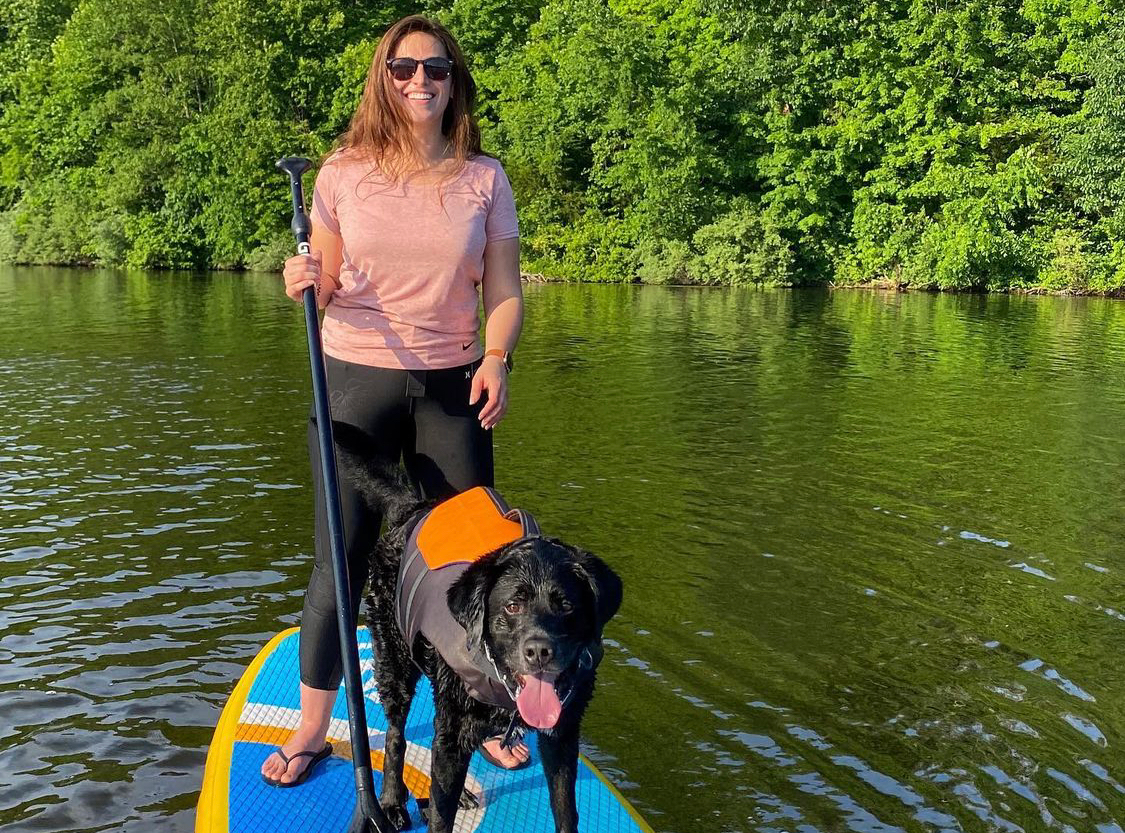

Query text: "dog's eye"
[504, 601, 524, 615]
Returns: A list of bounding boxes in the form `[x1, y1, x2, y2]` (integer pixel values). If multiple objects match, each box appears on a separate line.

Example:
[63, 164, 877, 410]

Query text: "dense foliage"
[1, 0, 1122, 290]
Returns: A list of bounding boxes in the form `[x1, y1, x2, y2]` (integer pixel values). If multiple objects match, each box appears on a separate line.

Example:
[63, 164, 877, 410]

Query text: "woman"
[260, 15, 527, 787]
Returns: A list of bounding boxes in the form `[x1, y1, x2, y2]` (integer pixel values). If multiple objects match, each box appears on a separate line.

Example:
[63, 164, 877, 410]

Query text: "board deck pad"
[197, 627, 651, 833]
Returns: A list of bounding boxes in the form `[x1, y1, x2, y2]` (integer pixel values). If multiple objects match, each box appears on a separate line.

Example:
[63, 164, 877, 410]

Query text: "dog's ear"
[447, 558, 495, 653]
[571, 549, 623, 633]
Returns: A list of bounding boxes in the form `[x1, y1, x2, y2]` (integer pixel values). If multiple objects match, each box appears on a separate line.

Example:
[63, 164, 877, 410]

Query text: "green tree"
[0, 0, 1122, 291]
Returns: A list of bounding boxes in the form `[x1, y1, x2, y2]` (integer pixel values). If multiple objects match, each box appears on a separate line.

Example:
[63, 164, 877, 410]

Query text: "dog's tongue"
[516, 673, 562, 729]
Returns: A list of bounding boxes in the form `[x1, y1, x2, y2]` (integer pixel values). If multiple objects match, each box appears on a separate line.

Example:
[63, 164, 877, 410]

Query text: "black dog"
[345, 451, 622, 833]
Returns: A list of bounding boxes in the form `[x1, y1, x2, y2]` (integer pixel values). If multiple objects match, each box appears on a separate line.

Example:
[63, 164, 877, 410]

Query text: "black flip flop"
[261, 742, 334, 787]
[479, 737, 531, 771]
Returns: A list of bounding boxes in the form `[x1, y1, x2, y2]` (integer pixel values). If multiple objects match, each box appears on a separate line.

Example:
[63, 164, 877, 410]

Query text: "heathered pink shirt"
[309, 149, 519, 370]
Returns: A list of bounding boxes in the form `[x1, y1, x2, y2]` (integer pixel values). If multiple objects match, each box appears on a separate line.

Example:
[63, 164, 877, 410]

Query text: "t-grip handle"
[276, 156, 313, 253]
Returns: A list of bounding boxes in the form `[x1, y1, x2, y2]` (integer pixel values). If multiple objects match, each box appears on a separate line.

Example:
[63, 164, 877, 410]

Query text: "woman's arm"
[472, 237, 523, 429]
[310, 222, 344, 310]
[280, 222, 344, 310]
[481, 237, 523, 355]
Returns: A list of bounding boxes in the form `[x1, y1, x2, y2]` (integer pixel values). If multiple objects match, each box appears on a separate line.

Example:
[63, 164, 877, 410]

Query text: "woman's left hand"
[469, 356, 508, 430]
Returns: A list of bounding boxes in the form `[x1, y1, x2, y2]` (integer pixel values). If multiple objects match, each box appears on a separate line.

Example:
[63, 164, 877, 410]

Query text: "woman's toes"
[261, 751, 283, 778]
[480, 737, 531, 768]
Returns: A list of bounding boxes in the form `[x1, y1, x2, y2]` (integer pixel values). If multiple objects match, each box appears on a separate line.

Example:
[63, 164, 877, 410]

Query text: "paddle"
[276, 156, 394, 833]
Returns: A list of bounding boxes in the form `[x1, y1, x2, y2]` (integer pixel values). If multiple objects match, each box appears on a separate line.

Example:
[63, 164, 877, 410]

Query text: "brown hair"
[337, 15, 482, 183]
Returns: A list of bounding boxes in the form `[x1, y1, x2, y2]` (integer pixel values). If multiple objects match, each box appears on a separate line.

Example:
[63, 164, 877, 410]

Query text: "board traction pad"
[196, 627, 652, 833]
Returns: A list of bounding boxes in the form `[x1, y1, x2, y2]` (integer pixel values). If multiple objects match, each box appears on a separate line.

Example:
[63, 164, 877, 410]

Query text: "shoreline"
[524, 272, 1125, 298]
[4, 261, 1123, 298]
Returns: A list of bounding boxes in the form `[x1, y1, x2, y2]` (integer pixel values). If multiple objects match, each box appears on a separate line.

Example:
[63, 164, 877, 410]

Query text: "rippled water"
[2, 267, 1124, 832]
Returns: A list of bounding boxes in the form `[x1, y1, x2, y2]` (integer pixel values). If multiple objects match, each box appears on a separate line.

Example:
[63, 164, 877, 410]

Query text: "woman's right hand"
[282, 251, 324, 303]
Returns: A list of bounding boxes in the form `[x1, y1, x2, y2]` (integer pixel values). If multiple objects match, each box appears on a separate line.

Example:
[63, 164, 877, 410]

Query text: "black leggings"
[299, 355, 493, 690]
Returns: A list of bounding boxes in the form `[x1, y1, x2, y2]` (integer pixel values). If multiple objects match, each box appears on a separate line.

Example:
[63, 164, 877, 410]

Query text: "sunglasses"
[385, 57, 454, 82]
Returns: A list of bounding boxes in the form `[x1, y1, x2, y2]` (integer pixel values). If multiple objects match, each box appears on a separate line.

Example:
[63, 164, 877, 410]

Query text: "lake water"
[2, 266, 1124, 832]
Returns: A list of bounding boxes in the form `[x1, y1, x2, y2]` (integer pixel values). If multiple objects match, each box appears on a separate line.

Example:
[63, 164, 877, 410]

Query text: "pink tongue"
[516, 673, 562, 729]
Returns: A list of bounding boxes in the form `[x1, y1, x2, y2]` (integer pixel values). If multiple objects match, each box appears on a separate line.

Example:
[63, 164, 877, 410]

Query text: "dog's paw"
[380, 800, 412, 831]
[458, 788, 480, 810]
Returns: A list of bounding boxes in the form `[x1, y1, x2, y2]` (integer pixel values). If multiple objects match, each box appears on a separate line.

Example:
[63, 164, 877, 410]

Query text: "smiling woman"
[387, 51, 454, 126]
[258, 14, 531, 791]
[349, 23, 465, 184]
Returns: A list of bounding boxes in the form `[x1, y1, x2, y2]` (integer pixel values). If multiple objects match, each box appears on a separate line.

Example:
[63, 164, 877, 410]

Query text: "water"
[1, 267, 1124, 832]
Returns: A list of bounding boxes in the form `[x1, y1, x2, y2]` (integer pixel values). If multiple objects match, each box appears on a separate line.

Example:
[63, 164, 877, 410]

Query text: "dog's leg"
[539, 728, 580, 833]
[377, 662, 419, 831]
[368, 595, 419, 832]
[426, 708, 475, 833]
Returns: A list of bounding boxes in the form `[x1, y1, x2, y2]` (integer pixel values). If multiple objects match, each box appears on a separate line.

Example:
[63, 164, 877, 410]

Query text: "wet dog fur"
[344, 446, 623, 833]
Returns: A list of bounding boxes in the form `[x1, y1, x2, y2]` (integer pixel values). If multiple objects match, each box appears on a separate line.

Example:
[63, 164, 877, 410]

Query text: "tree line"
[1, 0, 1122, 291]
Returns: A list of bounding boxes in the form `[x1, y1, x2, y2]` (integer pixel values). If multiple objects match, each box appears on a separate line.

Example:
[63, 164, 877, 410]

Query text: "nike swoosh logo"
[462, 342, 475, 350]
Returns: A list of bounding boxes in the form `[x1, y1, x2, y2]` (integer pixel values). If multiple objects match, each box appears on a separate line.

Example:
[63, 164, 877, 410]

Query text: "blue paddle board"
[196, 627, 652, 833]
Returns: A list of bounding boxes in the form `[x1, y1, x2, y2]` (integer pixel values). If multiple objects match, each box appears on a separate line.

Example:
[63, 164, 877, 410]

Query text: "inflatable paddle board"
[197, 627, 652, 833]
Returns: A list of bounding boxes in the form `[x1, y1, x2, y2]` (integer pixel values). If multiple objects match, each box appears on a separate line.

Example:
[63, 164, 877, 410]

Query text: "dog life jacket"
[396, 486, 541, 709]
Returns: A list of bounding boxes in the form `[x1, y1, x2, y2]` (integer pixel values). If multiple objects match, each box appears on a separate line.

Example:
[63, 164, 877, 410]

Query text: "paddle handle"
[276, 156, 392, 833]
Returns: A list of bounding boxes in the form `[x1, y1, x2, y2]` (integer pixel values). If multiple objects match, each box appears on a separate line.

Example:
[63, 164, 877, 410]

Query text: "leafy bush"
[634, 238, 694, 285]
[691, 204, 795, 287]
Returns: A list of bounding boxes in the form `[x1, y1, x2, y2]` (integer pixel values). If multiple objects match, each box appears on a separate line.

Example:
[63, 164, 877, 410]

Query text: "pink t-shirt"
[310, 149, 519, 370]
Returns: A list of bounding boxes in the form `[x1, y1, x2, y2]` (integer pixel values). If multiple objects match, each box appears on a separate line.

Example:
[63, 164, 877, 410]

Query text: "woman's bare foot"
[480, 736, 531, 769]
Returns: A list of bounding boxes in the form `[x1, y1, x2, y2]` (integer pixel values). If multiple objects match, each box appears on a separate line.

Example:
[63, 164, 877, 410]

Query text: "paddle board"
[197, 626, 652, 833]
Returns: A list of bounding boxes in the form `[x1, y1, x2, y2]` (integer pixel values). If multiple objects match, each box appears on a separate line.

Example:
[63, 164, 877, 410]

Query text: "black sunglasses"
[386, 57, 454, 82]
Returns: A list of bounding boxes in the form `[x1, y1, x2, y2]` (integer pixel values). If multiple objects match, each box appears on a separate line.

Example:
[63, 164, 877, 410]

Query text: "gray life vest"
[395, 486, 541, 709]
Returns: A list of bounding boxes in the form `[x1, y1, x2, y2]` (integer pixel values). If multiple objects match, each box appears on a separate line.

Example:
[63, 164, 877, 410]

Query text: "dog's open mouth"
[515, 672, 562, 729]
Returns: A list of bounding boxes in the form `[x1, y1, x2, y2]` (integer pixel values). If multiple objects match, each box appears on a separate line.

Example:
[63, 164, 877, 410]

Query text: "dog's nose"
[522, 638, 554, 669]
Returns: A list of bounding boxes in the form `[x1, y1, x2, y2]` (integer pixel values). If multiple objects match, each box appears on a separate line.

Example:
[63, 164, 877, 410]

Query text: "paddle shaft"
[276, 157, 391, 833]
